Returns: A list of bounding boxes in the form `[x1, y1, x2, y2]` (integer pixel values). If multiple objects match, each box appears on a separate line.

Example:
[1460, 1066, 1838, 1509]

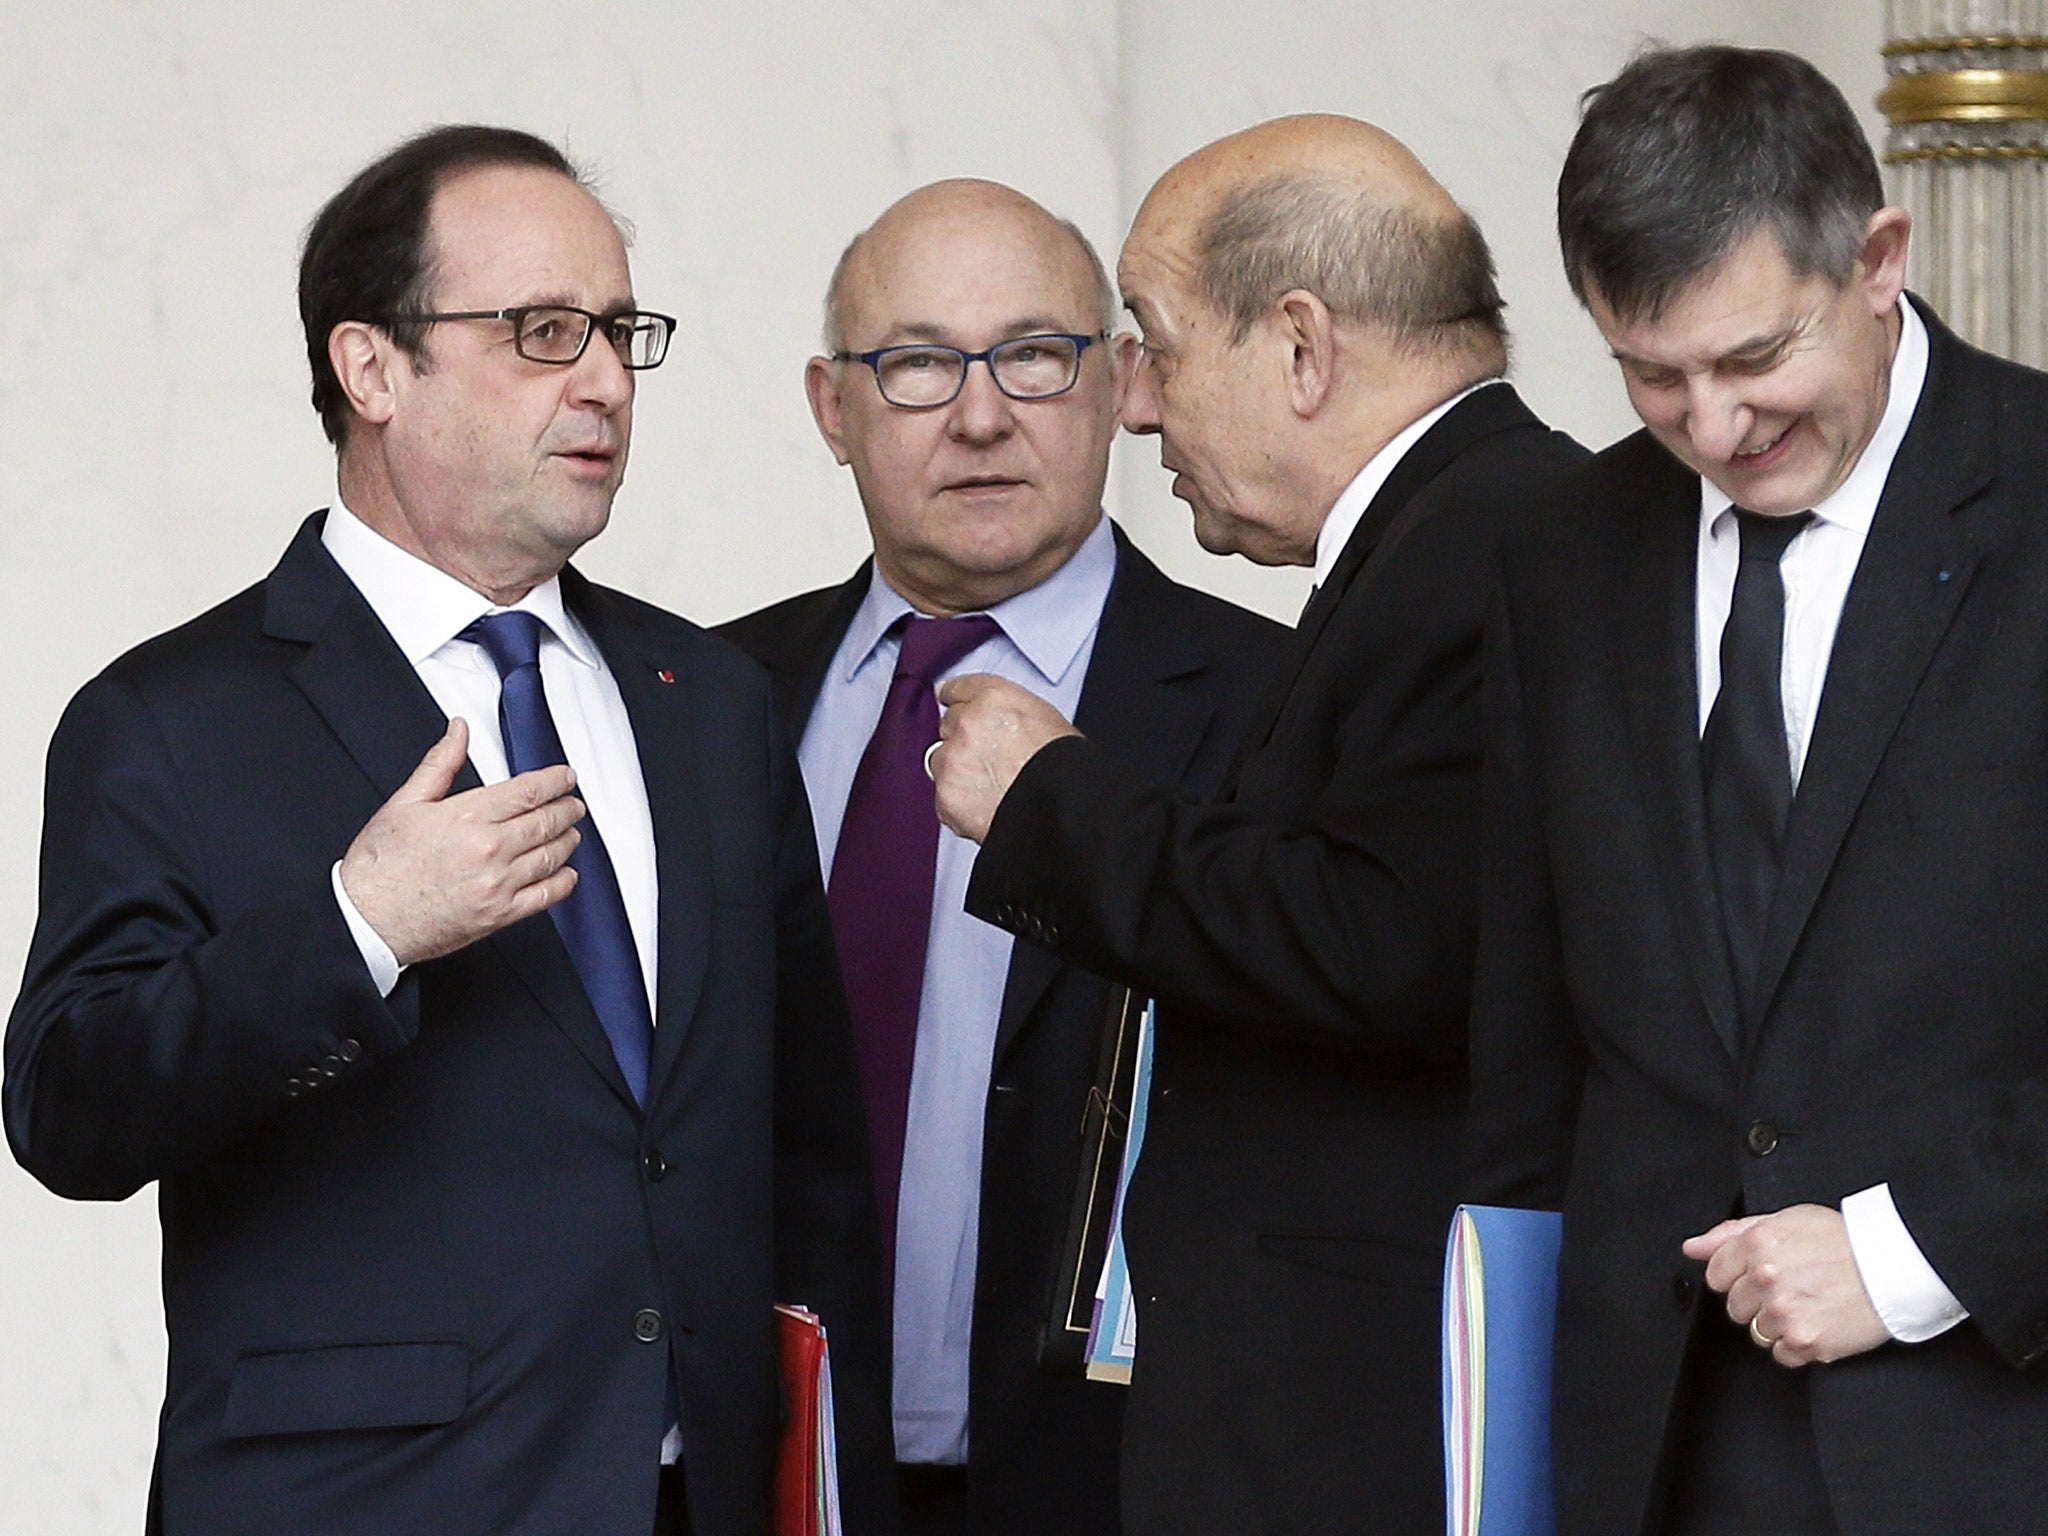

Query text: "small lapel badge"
[656, 668, 676, 684]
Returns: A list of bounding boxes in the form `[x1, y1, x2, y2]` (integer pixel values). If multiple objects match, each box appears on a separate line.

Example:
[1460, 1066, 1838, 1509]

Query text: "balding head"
[1136, 114, 1503, 357]
[805, 178, 1136, 616]
[1117, 115, 1505, 567]
[823, 179, 1114, 354]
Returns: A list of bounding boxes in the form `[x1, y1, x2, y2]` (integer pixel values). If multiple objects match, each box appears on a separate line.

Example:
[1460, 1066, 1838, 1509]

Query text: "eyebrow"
[872, 316, 1078, 346]
[1609, 325, 1793, 370]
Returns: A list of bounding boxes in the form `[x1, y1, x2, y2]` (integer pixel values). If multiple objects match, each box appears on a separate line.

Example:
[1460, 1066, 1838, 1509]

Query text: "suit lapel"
[1615, 450, 1745, 1056]
[750, 566, 871, 739]
[990, 532, 1217, 1064]
[1231, 384, 1545, 779]
[1750, 318, 1993, 1027]
[268, 517, 639, 1110]
[568, 572, 717, 1104]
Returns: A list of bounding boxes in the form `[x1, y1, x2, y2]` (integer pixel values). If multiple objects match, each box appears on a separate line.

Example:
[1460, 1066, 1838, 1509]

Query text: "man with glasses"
[721, 179, 1282, 1536]
[5, 125, 890, 1536]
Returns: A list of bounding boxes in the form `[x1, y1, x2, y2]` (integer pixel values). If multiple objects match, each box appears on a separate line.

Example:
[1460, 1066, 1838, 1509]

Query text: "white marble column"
[1882, 2, 2048, 365]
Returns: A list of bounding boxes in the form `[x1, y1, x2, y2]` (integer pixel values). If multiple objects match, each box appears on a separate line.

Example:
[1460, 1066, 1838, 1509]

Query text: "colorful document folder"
[773, 1303, 842, 1536]
[1084, 998, 1153, 1384]
[1441, 1204, 1562, 1536]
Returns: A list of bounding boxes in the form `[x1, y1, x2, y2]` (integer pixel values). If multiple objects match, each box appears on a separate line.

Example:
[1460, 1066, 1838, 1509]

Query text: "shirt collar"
[1313, 379, 1503, 587]
[321, 497, 602, 669]
[1700, 293, 1930, 540]
[839, 512, 1117, 688]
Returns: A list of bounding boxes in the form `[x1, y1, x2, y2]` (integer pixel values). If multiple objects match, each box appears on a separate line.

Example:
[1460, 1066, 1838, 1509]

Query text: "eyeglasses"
[834, 332, 1107, 408]
[400, 305, 677, 368]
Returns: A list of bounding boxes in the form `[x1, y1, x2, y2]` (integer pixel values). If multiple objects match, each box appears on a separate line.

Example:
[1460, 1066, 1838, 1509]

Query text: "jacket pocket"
[223, 1340, 469, 1438]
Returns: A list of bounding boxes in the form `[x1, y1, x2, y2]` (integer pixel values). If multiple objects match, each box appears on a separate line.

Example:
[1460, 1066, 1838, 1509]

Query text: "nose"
[569, 331, 635, 414]
[1121, 356, 1162, 436]
[948, 356, 1017, 443]
[1681, 373, 1754, 464]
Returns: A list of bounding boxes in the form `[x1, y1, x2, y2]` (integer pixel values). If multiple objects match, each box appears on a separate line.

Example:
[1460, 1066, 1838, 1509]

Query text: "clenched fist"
[929, 674, 1082, 843]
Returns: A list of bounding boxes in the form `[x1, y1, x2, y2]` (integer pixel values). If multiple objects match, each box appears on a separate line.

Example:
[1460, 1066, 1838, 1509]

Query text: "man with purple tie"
[720, 179, 1282, 1536]
[5, 125, 891, 1536]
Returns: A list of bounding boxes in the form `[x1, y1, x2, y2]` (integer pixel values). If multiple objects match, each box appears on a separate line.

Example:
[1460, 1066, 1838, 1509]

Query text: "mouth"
[1727, 423, 1794, 470]
[552, 443, 620, 475]
[942, 475, 1027, 496]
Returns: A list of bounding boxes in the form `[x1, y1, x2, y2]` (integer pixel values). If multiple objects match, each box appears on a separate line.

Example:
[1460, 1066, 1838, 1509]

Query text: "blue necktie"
[464, 611, 653, 1105]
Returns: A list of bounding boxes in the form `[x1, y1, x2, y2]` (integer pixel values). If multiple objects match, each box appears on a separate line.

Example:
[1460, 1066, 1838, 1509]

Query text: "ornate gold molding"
[1886, 142, 2048, 162]
[1879, 68, 2048, 124]
[1882, 35, 2048, 56]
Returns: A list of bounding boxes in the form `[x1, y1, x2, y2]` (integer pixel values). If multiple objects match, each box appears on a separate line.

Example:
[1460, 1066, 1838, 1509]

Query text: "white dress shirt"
[1312, 379, 1504, 587]
[1691, 296, 1964, 1343]
[320, 499, 659, 1030]
[798, 514, 1114, 1464]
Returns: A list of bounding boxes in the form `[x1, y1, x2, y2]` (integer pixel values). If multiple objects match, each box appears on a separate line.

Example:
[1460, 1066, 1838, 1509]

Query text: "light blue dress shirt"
[798, 514, 1116, 1464]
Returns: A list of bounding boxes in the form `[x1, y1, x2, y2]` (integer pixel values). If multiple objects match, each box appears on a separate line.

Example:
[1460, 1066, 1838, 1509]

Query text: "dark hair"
[299, 125, 585, 447]
[1195, 173, 1506, 355]
[1558, 45, 1883, 323]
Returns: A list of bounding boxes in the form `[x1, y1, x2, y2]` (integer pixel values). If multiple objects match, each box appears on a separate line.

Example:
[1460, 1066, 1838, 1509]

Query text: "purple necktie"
[828, 613, 999, 1276]
[464, 611, 653, 1105]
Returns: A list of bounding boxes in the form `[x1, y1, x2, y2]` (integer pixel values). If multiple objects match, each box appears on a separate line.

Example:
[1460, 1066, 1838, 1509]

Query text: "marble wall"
[0, 4, 1878, 1528]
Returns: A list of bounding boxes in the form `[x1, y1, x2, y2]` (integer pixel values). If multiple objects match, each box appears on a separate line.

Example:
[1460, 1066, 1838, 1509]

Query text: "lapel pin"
[656, 668, 676, 683]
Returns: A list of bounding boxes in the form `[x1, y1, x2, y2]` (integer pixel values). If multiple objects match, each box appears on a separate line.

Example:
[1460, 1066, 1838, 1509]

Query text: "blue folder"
[1441, 1204, 1562, 1536]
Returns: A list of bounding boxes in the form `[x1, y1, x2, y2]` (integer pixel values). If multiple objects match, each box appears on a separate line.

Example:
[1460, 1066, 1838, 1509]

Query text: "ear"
[1105, 330, 1141, 413]
[1855, 206, 1912, 316]
[1273, 289, 1339, 418]
[805, 355, 854, 466]
[328, 321, 404, 429]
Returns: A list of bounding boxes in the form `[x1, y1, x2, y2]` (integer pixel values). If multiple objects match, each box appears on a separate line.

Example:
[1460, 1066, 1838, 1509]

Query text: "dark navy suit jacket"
[5, 514, 894, 1536]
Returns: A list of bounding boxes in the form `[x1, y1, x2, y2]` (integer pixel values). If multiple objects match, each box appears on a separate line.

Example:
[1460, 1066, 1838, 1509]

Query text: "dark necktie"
[1702, 509, 1814, 1031]
[828, 613, 1000, 1275]
[465, 611, 653, 1105]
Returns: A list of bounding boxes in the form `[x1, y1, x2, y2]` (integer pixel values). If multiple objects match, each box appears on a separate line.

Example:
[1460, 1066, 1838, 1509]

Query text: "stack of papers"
[773, 1302, 843, 1536]
[1084, 1000, 1155, 1384]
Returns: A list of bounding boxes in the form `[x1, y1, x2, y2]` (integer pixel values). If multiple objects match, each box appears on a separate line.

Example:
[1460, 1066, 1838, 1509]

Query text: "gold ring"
[1749, 1315, 1776, 1348]
[924, 741, 942, 781]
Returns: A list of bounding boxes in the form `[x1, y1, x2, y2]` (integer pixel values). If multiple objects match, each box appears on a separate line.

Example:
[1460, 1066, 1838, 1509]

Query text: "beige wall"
[0, 4, 1879, 1528]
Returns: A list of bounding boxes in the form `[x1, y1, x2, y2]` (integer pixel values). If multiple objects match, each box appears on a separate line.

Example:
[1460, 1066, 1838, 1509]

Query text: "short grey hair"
[1194, 174, 1506, 354]
[821, 214, 1117, 353]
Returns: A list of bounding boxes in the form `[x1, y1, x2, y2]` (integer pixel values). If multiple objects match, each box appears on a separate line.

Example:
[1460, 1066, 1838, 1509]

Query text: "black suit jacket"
[1470, 309, 2048, 1536]
[965, 386, 1587, 1535]
[719, 525, 1286, 1536]
[4, 514, 893, 1536]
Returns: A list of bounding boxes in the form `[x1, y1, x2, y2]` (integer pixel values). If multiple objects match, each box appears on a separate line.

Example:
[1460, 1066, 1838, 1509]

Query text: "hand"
[930, 675, 1082, 843]
[1683, 1204, 1891, 1367]
[340, 718, 586, 966]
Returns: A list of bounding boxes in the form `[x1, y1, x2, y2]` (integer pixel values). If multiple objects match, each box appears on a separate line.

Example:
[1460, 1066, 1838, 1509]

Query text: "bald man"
[719, 181, 1283, 1536]
[926, 119, 1587, 1533]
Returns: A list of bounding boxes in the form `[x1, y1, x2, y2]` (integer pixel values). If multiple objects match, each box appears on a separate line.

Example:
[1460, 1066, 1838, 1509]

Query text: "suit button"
[321, 1055, 343, 1073]
[1745, 1120, 1780, 1157]
[339, 1039, 362, 1062]
[1673, 1274, 1697, 1309]
[633, 1308, 665, 1344]
[643, 1150, 668, 1182]
[284, 1080, 304, 1099]
[1043, 924, 1060, 944]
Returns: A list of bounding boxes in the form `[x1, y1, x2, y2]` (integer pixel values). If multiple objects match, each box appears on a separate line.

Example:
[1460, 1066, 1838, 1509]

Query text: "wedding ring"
[924, 741, 943, 781]
[1749, 1315, 1777, 1348]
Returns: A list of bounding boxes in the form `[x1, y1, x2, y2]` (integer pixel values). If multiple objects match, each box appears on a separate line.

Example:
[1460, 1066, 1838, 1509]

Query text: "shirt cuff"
[1842, 1182, 1968, 1343]
[332, 860, 403, 999]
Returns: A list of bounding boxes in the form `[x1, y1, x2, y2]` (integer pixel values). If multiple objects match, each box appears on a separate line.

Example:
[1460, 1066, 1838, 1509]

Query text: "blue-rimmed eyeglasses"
[834, 332, 1107, 408]
[399, 305, 677, 368]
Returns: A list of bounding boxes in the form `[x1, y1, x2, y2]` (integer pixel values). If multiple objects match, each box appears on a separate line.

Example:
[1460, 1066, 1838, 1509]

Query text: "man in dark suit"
[927, 117, 1586, 1534]
[4, 126, 890, 1536]
[720, 179, 1283, 1536]
[1470, 46, 2048, 1536]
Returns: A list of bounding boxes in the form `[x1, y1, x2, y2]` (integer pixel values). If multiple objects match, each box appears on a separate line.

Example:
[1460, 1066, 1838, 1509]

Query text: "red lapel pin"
[656, 668, 676, 684]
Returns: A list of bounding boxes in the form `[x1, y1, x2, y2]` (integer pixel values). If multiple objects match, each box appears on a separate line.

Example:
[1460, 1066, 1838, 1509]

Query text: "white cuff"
[1842, 1183, 1968, 1343]
[332, 861, 403, 999]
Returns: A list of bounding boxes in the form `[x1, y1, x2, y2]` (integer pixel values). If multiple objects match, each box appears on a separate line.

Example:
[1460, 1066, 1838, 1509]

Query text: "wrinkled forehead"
[844, 204, 1102, 344]
[423, 164, 632, 304]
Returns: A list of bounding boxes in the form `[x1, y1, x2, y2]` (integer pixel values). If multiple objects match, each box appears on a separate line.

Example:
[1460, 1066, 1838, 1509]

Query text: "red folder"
[773, 1303, 841, 1536]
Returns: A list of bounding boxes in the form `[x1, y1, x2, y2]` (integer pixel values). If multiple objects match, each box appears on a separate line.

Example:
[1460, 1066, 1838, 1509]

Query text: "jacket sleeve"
[1464, 551, 1584, 1211]
[963, 509, 1484, 1066]
[4, 672, 417, 1201]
